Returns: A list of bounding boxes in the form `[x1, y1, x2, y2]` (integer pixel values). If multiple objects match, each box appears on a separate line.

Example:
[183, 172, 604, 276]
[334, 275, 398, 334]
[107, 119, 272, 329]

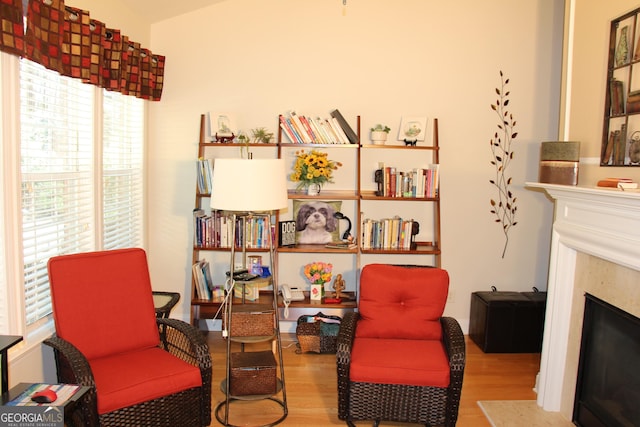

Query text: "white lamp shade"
[210, 158, 288, 212]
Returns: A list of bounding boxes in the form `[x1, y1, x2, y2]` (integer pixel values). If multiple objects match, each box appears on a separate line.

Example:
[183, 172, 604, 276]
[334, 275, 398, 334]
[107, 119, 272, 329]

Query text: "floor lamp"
[210, 158, 289, 426]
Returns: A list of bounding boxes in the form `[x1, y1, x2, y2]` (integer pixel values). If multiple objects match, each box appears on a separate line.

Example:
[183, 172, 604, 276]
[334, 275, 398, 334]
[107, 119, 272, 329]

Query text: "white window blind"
[0, 99, 7, 334]
[20, 60, 95, 325]
[102, 91, 144, 249]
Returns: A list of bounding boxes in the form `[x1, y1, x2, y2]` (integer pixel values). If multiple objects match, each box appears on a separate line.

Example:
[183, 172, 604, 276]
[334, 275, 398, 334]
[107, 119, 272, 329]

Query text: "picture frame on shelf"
[208, 111, 237, 142]
[398, 116, 428, 143]
[292, 200, 342, 245]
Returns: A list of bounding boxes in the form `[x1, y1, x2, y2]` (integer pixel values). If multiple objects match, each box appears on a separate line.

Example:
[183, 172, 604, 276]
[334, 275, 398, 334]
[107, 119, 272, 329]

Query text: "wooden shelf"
[287, 189, 359, 200]
[276, 291, 357, 309]
[359, 190, 438, 201]
[277, 244, 358, 254]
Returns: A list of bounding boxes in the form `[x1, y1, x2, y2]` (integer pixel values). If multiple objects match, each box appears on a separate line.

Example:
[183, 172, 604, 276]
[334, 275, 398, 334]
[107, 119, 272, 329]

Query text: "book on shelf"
[597, 177, 637, 188]
[289, 110, 313, 143]
[196, 158, 213, 194]
[610, 79, 624, 115]
[361, 216, 416, 250]
[6, 383, 81, 406]
[330, 116, 350, 144]
[330, 109, 359, 144]
[278, 110, 357, 144]
[192, 259, 222, 300]
[373, 164, 439, 198]
[192, 260, 211, 300]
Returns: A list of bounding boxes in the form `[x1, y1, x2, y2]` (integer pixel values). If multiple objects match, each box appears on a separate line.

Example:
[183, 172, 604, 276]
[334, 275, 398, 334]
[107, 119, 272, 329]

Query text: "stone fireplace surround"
[526, 182, 640, 421]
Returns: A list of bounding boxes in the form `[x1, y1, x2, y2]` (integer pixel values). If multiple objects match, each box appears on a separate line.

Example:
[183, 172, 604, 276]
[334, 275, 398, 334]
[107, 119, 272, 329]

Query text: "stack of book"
[361, 216, 416, 250]
[193, 209, 273, 249]
[279, 109, 358, 144]
[192, 259, 223, 300]
[196, 157, 213, 194]
[375, 164, 439, 198]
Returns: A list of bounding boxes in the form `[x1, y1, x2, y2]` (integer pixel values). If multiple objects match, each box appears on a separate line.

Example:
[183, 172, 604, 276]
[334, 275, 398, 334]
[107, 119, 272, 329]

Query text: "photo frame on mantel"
[601, 7, 640, 166]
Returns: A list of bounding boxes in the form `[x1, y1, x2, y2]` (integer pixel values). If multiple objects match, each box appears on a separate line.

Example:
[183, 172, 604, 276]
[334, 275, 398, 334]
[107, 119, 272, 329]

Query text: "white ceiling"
[126, 0, 227, 24]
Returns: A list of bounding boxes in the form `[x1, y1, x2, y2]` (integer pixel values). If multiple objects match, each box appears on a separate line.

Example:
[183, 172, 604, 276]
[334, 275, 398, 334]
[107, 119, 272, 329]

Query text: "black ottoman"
[469, 290, 547, 353]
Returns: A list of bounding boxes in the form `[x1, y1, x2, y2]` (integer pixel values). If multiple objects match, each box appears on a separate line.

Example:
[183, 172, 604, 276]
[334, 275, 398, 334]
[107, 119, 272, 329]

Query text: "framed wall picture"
[292, 200, 342, 244]
[601, 7, 640, 166]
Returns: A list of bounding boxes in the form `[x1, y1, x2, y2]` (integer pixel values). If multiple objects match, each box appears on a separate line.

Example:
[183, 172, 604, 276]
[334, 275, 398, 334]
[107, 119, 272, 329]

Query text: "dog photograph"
[292, 200, 341, 244]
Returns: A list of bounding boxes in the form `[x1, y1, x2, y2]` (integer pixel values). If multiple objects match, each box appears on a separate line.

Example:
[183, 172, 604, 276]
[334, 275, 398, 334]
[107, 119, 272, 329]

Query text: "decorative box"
[229, 350, 277, 396]
[538, 141, 580, 185]
[296, 313, 341, 354]
[226, 304, 274, 337]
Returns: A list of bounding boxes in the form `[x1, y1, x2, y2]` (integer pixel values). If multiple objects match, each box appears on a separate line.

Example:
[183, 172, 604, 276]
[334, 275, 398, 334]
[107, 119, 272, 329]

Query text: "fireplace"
[574, 293, 640, 427]
[526, 182, 640, 420]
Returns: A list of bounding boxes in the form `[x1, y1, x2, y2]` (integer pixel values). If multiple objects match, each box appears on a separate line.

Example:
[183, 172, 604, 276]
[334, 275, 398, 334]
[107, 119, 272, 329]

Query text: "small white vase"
[307, 183, 321, 196]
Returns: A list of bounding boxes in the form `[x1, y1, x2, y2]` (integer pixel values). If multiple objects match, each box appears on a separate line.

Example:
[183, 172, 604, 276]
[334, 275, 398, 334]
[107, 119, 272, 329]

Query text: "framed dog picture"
[292, 200, 342, 244]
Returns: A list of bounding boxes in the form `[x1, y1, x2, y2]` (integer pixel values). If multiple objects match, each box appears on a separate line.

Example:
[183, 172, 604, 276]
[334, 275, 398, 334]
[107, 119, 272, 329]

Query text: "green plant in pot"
[236, 132, 251, 158]
[251, 127, 274, 144]
[370, 124, 390, 145]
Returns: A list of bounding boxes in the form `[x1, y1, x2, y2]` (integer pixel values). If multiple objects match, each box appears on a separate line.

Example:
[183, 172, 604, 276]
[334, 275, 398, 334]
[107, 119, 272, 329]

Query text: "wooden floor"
[207, 332, 541, 426]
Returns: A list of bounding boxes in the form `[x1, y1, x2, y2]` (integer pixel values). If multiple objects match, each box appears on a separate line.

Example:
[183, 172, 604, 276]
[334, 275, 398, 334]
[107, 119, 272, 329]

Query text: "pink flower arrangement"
[304, 262, 333, 284]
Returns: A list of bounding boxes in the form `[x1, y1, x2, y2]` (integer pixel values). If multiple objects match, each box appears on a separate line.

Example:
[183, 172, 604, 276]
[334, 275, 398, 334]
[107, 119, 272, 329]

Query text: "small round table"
[152, 292, 180, 318]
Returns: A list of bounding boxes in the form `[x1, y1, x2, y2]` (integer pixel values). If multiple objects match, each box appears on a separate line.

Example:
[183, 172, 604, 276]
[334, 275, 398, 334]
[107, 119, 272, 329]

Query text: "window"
[18, 59, 145, 327]
[102, 92, 144, 249]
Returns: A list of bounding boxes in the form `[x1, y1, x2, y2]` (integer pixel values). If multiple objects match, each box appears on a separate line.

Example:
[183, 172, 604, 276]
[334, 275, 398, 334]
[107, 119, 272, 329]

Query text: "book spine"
[330, 117, 350, 144]
[323, 119, 340, 143]
[279, 115, 299, 143]
[299, 115, 319, 143]
[289, 111, 313, 143]
[330, 109, 359, 143]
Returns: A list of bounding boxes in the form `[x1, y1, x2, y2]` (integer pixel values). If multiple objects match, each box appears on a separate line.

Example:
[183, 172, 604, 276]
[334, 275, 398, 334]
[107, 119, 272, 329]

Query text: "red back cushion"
[48, 248, 160, 360]
[356, 264, 449, 340]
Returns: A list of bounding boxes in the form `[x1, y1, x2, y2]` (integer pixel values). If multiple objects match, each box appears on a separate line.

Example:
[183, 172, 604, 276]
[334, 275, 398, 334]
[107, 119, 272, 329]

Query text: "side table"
[152, 291, 180, 318]
[0, 335, 22, 394]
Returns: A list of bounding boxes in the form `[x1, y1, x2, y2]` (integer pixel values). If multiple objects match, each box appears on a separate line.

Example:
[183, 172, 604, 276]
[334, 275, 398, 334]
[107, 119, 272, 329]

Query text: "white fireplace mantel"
[526, 182, 640, 412]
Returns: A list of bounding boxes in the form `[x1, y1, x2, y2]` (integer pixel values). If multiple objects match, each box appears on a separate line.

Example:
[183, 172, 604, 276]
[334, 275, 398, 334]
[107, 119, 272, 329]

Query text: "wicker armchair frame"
[336, 312, 465, 427]
[44, 318, 212, 427]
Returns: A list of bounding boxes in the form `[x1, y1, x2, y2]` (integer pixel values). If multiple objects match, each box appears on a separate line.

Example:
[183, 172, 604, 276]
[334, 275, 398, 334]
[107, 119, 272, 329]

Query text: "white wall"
[147, 0, 564, 331]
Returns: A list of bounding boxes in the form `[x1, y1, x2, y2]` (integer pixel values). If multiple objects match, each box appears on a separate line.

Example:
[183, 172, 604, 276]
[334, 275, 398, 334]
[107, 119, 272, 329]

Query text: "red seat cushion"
[90, 347, 203, 414]
[356, 265, 449, 340]
[48, 248, 160, 360]
[350, 337, 450, 388]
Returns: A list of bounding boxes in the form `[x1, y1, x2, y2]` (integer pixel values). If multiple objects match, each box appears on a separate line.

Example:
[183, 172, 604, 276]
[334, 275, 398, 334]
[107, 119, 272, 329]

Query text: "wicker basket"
[226, 304, 274, 337]
[296, 313, 341, 354]
[230, 350, 277, 396]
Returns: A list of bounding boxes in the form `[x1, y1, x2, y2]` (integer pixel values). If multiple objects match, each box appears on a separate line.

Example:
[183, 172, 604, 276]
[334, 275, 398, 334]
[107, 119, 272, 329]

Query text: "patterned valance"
[0, 0, 165, 101]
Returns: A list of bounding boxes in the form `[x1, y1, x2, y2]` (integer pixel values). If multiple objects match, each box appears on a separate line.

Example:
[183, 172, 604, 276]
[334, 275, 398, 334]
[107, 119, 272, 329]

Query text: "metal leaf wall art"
[489, 71, 518, 258]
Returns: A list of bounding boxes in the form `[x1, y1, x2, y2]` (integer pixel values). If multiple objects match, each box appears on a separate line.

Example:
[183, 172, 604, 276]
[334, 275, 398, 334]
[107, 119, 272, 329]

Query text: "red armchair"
[336, 264, 465, 426]
[44, 248, 212, 426]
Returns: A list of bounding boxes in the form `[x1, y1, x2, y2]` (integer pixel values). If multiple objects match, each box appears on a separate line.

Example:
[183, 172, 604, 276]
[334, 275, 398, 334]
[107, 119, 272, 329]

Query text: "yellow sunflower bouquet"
[290, 149, 342, 191]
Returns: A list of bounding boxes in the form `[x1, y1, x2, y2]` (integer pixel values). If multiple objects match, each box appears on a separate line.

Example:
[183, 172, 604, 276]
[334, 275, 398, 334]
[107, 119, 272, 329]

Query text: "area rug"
[477, 400, 574, 427]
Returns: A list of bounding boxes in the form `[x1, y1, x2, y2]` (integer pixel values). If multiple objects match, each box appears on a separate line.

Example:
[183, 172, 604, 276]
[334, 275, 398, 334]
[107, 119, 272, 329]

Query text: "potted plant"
[251, 127, 274, 144]
[236, 132, 251, 158]
[370, 124, 391, 145]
